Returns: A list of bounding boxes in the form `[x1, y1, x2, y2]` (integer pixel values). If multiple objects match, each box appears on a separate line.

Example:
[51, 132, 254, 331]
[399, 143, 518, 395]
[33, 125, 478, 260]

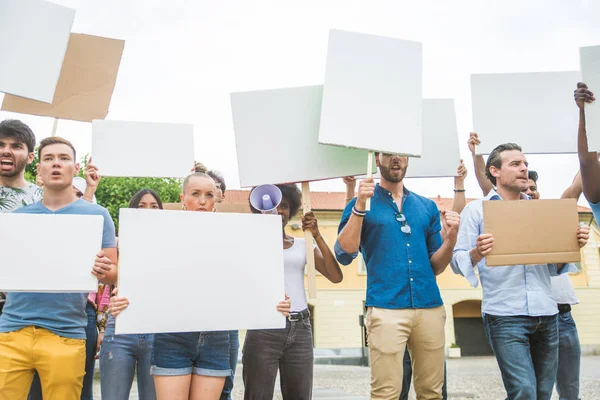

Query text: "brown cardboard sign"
[1, 33, 124, 123]
[483, 199, 580, 266]
[162, 203, 251, 213]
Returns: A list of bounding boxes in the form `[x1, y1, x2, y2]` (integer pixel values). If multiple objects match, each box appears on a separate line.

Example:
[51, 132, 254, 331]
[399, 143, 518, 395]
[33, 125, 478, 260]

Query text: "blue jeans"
[28, 302, 97, 400]
[483, 314, 559, 400]
[400, 348, 447, 400]
[220, 331, 240, 400]
[99, 317, 156, 400]
[556, 311, 581, 400]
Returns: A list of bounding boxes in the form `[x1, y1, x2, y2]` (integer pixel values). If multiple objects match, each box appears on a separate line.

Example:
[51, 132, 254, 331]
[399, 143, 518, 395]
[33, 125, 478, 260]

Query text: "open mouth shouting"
[0, 158, 15, 171]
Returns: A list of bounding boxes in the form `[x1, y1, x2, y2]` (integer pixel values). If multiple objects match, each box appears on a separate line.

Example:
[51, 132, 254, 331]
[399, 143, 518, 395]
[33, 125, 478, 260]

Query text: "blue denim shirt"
[335, 184, 443, 309]
[450, 190, 577, 317]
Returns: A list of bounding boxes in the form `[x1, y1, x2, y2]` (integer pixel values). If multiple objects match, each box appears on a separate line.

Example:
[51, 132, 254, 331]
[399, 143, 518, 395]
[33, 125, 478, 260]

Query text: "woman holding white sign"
[242, 183, 343, 400]
[111, 166, 292, 400]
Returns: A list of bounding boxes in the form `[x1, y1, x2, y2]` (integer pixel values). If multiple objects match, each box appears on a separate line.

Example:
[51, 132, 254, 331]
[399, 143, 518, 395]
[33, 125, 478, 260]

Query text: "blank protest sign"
[92, 120, 194, 178]
[580, 46, 600, 152]
[318, 30, 423, 156]
[231, 85, 376, 187]
[0, 214, 102, 292]
[0, 0, 75, 103]
[115, 209, 286, 334]
[471, 71, 581, 155]
[406, 99, 460, 178]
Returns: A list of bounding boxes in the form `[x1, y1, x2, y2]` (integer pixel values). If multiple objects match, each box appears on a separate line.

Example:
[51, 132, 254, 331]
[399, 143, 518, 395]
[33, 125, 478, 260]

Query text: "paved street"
[94, 356, 600, 399]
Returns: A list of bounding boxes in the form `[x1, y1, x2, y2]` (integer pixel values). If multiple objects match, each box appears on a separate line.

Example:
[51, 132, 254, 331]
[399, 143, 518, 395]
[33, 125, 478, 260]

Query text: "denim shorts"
[151, 331, 231, 377]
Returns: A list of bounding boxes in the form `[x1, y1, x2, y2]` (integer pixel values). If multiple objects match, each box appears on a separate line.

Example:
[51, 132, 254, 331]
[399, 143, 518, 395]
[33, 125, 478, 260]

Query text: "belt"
[288, 308, 310, 322]
[557, 304, 571, 314]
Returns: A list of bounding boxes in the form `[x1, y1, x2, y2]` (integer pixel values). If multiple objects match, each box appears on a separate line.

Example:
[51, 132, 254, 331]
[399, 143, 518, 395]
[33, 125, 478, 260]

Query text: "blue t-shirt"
[589, 200, 600, 226]
[335, 185, 444, 309]
[0, 199, 117, 339]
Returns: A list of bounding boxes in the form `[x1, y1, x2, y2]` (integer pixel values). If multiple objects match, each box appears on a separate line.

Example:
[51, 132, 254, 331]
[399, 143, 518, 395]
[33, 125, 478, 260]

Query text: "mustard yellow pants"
[0, 326, 85, 400]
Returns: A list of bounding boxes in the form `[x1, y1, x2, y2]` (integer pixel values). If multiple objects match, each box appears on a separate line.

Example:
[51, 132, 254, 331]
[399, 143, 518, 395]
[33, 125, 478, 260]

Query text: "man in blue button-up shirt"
[335, 153, 460, 400]
[451, 143, 588, 400]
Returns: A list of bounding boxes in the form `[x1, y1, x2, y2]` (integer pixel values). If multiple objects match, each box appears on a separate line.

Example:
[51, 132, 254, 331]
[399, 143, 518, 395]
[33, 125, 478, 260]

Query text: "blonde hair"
[182, 162, 214, 193]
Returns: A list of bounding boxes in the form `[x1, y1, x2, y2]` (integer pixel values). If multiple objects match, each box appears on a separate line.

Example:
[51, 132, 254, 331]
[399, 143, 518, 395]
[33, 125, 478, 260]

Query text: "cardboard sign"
[231, 85, 376, 187]
[483, 199, 580, 266]
[0, 214, 102, 292]
[2, 33, 125, 122]
[92, 120, 194, 178]
[318, 30, 423, 156]
[471, 71, 581, 154]
[0, 0, 75, 103]
[115, 209, 285, 334]
[580, 45, 600, 152]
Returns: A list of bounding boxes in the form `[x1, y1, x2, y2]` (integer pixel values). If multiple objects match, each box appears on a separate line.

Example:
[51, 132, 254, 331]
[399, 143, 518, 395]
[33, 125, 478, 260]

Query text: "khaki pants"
[366, 306, 446, 400]
[0, 326, 86, 400]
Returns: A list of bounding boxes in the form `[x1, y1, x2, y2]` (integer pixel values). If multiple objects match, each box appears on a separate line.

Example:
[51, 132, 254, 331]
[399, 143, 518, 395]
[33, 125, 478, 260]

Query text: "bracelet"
[352, 206, 367, 217]
[454, 189, 465, 193]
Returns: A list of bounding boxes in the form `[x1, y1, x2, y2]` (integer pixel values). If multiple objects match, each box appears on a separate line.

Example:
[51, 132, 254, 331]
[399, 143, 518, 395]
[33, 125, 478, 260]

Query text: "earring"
[182, 204, 187, 210]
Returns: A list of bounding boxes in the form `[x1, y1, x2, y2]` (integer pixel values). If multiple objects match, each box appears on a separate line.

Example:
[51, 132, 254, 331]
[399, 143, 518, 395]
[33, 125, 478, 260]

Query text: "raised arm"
[575, 82, 600, 203]
[343, 176, 357, 205]
[468, 132, 494, 196]
[561, 171, 583, 200]
[336, 178, 374, 257]
[452, 160, 468, 214]
[302, 212, 343, 283]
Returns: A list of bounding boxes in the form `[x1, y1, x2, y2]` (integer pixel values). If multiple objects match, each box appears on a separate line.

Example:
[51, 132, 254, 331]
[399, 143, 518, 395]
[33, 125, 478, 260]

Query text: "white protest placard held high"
[318, 30, 423, 156]
[0, 214, 102, 292]
[406, 99, 460, 178]
[580, 45, 600, 152]
[471, 71, 581, 155]
[231, 85, 376, 187]
[115, 209, 286, 334]
[92, 120, 194, 178]
[0, 0, 75, 103]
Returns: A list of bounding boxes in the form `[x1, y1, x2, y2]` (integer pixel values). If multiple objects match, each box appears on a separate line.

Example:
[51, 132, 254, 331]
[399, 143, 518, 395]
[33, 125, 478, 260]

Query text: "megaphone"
[250, 184, 282, 214]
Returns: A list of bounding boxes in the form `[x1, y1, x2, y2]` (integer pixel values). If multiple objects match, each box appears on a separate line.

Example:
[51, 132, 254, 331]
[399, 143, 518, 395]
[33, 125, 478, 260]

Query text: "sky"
[1, 0, 599, 205]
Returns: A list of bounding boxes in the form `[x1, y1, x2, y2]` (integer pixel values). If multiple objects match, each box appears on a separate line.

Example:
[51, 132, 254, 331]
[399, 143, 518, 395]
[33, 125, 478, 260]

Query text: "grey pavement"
[93, 356, 600, 399]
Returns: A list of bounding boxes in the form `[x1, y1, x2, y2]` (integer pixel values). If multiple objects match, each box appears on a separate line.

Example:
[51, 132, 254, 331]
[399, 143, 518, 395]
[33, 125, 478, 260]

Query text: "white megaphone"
[250, 184, 282, 214]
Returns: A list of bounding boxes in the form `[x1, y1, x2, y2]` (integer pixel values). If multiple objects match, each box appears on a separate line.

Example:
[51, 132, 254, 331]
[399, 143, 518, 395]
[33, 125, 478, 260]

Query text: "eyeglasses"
[395, 212, 411, 234]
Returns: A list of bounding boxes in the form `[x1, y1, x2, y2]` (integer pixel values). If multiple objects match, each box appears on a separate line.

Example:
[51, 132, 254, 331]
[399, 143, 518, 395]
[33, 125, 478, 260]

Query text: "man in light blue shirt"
[451, 143, 588, 400]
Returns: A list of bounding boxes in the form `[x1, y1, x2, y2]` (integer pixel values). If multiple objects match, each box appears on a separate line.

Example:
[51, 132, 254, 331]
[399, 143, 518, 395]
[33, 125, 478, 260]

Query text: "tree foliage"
[25, 152, 182, 229]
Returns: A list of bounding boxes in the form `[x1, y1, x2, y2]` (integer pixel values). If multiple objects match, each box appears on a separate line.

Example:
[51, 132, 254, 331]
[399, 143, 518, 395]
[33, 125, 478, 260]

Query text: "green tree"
[25, 153, 182, 229]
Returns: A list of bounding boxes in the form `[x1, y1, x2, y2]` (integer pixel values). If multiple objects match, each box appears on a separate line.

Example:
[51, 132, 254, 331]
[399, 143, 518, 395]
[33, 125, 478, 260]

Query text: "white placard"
[580, 46, 600, 152]
[0, 214, 102, 292]
[92, 120, 194, 178]
[231, 85, 376, 187]
[318, 29, 423, 156]
[471, 71, 581, 155]
[406, 99, 460, 178]
[115, 209, 286, 334]
[0, 0, 75, 103]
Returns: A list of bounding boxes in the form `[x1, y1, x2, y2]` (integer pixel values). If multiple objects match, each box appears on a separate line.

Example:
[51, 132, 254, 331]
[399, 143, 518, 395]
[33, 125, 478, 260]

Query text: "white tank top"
[284, 237, 309, 312]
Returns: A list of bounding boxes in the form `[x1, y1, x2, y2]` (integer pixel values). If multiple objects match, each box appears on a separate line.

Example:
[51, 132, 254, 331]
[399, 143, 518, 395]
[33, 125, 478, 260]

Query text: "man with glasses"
[451, 142, 589, 400]
[335, 153, 460, 399]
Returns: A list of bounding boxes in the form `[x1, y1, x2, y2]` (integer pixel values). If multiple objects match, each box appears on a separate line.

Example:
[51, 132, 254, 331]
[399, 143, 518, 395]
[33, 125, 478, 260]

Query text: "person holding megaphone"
[242, 183, 343, 400]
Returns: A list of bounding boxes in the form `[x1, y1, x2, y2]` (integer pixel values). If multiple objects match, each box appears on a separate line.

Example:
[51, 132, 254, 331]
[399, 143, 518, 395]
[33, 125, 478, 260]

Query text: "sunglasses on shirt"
[395, 212, 411, 234]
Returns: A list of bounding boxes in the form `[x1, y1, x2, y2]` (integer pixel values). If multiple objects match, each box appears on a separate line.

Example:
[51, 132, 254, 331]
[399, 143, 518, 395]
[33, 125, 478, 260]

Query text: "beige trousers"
[366, 306, 446, 400]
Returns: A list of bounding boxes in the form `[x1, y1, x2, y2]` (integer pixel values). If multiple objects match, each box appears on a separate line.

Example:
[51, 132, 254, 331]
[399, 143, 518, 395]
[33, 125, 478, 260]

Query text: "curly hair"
[249, 183, 302, 217]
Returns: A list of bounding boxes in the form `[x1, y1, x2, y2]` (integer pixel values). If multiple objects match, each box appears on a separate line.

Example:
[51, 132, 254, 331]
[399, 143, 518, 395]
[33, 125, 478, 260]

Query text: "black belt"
[558, 304, 571, 314]
[288, 308, 310, 322]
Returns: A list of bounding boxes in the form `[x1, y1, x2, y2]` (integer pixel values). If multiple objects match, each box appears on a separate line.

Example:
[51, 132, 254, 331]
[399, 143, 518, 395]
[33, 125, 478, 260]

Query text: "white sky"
[2, 0, 599, 205]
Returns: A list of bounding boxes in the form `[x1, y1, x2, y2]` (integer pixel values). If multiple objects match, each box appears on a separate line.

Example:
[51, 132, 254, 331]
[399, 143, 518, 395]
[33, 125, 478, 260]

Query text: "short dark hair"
[485, 143, 522, 186]
[38, 136, 76, 160]
[208, 170, 226, 193]
[128, 189, 163, 209]
[249, 183, 302, 217]
[0, 119, 36, 153]
[528, 170, 538, 183]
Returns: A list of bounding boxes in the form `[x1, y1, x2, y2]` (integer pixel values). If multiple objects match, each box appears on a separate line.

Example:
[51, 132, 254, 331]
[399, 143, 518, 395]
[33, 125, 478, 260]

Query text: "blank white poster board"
[580, 46, 600, 152]
[471, 71, 581, 155]
[231, 85, 376, 187]
[406, 99, 460, 178]
[92, 120, 194, 178]
[115, 209, 286, 334]
[0, 214, 102, 292]
[0, 0, 75, 103]
[318, 30, 423, 156]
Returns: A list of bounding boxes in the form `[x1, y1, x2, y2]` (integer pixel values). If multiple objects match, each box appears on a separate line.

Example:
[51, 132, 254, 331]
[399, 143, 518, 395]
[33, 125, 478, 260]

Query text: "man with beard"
[335, 153, 460, 399]
[0, 120, 42, 315]
[451, 143, 589, 400]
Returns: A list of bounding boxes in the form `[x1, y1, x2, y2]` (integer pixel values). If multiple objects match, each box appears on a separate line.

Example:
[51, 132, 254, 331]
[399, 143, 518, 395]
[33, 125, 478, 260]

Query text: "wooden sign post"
[365, 152, 374, 211]
[302, 182, 317, 299]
